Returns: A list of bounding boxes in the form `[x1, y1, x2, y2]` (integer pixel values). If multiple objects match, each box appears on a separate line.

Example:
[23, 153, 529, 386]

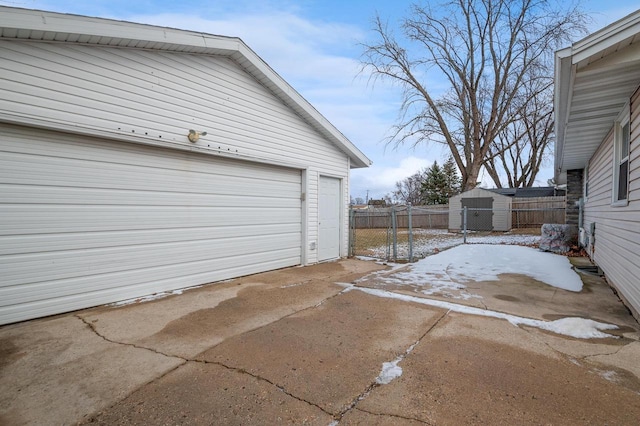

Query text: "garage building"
[0, 7, 371, 324]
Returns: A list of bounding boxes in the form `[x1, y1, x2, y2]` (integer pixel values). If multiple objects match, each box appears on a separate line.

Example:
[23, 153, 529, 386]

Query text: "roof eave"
[0, 6, 372, 168]
[553, 9, 640, 185]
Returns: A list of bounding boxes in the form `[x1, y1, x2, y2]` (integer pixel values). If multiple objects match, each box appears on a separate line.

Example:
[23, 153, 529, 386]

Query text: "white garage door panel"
[1, 232, 301, 287]
[0, 248, 299, 309]
[0, 248, 301, 322]
[0, 125, 302, 324]
[1, 206, 300, 234]
[0, 223, 297, 255]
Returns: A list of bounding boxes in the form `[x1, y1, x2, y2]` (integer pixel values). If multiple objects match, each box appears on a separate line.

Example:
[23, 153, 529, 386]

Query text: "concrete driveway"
[1, 256, 639, 425]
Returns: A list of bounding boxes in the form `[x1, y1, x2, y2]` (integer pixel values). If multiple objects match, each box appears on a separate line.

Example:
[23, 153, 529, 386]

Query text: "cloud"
[351, 156, 433, 199]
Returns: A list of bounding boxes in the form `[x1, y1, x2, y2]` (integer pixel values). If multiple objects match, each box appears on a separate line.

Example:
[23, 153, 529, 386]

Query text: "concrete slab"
[358, 313, 640, 424]
[79, 259, 387, 359]
[357, 255, 637, 331]
[2, 256, 640, 425]
[197, 290, 446, 416]
[340, 408, 425, 425]
[83, 361, 332, 425]
[0, 315, 183, 426]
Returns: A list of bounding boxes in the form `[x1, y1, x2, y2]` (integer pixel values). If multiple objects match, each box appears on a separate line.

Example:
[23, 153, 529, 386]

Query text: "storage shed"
[449, 188, 512, 231]
[0, 7, 371, 325]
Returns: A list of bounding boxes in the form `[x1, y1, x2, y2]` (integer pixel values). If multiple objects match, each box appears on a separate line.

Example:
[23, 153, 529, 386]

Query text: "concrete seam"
[334, 310, 450, 423]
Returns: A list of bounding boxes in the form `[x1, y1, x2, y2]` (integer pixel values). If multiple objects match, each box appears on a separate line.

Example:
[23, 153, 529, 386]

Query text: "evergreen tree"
[442, 156, 461, 199]
[421, 158, 461, 205]
[421, 161, 448, 205]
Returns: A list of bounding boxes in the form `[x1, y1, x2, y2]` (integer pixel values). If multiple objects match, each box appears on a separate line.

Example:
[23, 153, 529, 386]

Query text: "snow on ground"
[344, 285, 618, 339]
[375, 341, 419, 385]
[365, 229, 540, 259]
[466, 232, 540, 245]
[377, 244, 583, 293]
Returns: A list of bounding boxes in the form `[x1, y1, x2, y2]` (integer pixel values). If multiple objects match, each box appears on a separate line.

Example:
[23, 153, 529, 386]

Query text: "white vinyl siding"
[0, 124, 302, 325]
[0, 39, 351, 266]
[584, 86, 640, 318]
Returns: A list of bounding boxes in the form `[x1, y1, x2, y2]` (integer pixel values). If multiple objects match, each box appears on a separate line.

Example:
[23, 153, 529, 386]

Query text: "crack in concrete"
[75, 286, 451, 424]
[75, 314, 187, 361]
[354, 407, 433, 424]
[332, 310, 450, 424]
[192, 359, 336, 418]
[582, 344, 626, 360]
[518, 324, 627, 367]
[77, 313, 336, 419]
[75, 290, 354, 421]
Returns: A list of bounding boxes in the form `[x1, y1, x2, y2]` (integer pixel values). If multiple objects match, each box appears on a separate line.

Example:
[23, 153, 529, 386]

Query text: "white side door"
[318, 176, 341, 261]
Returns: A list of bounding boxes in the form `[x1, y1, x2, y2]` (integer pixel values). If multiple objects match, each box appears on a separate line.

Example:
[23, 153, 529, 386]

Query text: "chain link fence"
[349, 199, 564, 262]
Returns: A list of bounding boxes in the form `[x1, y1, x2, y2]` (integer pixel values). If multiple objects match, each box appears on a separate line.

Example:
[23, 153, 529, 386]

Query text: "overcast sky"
[3, 0, 639, 200]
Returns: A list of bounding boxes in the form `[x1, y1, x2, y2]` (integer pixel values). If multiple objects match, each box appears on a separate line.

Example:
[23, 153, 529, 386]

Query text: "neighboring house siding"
[0, 39, 350, 263]
[584, 86, 640, 317]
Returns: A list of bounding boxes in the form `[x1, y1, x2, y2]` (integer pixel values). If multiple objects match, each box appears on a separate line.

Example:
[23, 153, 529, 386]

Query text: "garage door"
[0, 124, 302, 325]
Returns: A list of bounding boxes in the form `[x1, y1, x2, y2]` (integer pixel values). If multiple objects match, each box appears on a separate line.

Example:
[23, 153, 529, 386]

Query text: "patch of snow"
[280, 281, 309, 288]
[328, 421, 339, 426]
[376, 359, 403, 384]
[364, 229, 540, 260]
[355, 255, 382, 261]
[466, 233, 540, 246]
[379, 244, 582, 292]
[375, 341, 420, 385]
[109, 289, 184, 306]
[598, 370, 618, 382]
[346, 286, 618, 339]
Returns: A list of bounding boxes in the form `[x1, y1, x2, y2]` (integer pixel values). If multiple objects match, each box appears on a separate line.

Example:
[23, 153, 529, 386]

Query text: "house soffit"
[557, 24, 640, 177]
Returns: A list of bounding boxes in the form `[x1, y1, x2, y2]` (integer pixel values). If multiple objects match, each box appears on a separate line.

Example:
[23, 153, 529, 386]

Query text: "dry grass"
[352, 227, 541, 257]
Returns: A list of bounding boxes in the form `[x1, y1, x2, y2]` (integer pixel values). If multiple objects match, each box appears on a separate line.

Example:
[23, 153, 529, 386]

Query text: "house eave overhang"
[0, 6, 372, 169]
[554, 9, 640, 184]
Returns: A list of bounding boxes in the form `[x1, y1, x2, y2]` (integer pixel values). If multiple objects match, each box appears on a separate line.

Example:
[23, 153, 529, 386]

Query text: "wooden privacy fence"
[351, 196, 566, 229]
[511, 196, 566, 228]
[351, 205, 449, 229]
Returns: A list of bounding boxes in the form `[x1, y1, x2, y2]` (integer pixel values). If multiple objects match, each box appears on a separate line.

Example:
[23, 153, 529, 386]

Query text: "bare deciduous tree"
[361, 0, 587, 190]
[484, 75, 554, 187]
[387, 169, 427, 205]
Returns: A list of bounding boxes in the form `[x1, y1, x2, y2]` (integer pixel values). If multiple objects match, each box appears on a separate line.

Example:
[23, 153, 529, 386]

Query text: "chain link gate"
[349, 200, 564, 262]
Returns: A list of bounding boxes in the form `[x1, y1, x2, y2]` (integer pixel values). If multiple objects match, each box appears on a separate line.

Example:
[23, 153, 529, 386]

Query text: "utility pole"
[366, 190, 369, 204]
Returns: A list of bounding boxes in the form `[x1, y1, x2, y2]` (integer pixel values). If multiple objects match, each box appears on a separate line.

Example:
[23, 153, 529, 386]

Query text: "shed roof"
[0, 6, 372, 168]
[452, 187, 511, 200]
[554, 9, 640, 183]
[488, 187, 565, 198]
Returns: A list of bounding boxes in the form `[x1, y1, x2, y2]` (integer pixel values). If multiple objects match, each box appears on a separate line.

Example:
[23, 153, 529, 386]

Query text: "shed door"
[461, 197, 493, 231]
[318, 176, 341, 261]
[0, 124, 302, 325]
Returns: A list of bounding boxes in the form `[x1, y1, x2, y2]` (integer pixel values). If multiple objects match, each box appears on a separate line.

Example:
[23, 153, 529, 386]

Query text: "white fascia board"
[554, 48, 574, 181]
[0, 6, 372, 169]
[0, 6, 240, 52]
[571, 9, 640, 65]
